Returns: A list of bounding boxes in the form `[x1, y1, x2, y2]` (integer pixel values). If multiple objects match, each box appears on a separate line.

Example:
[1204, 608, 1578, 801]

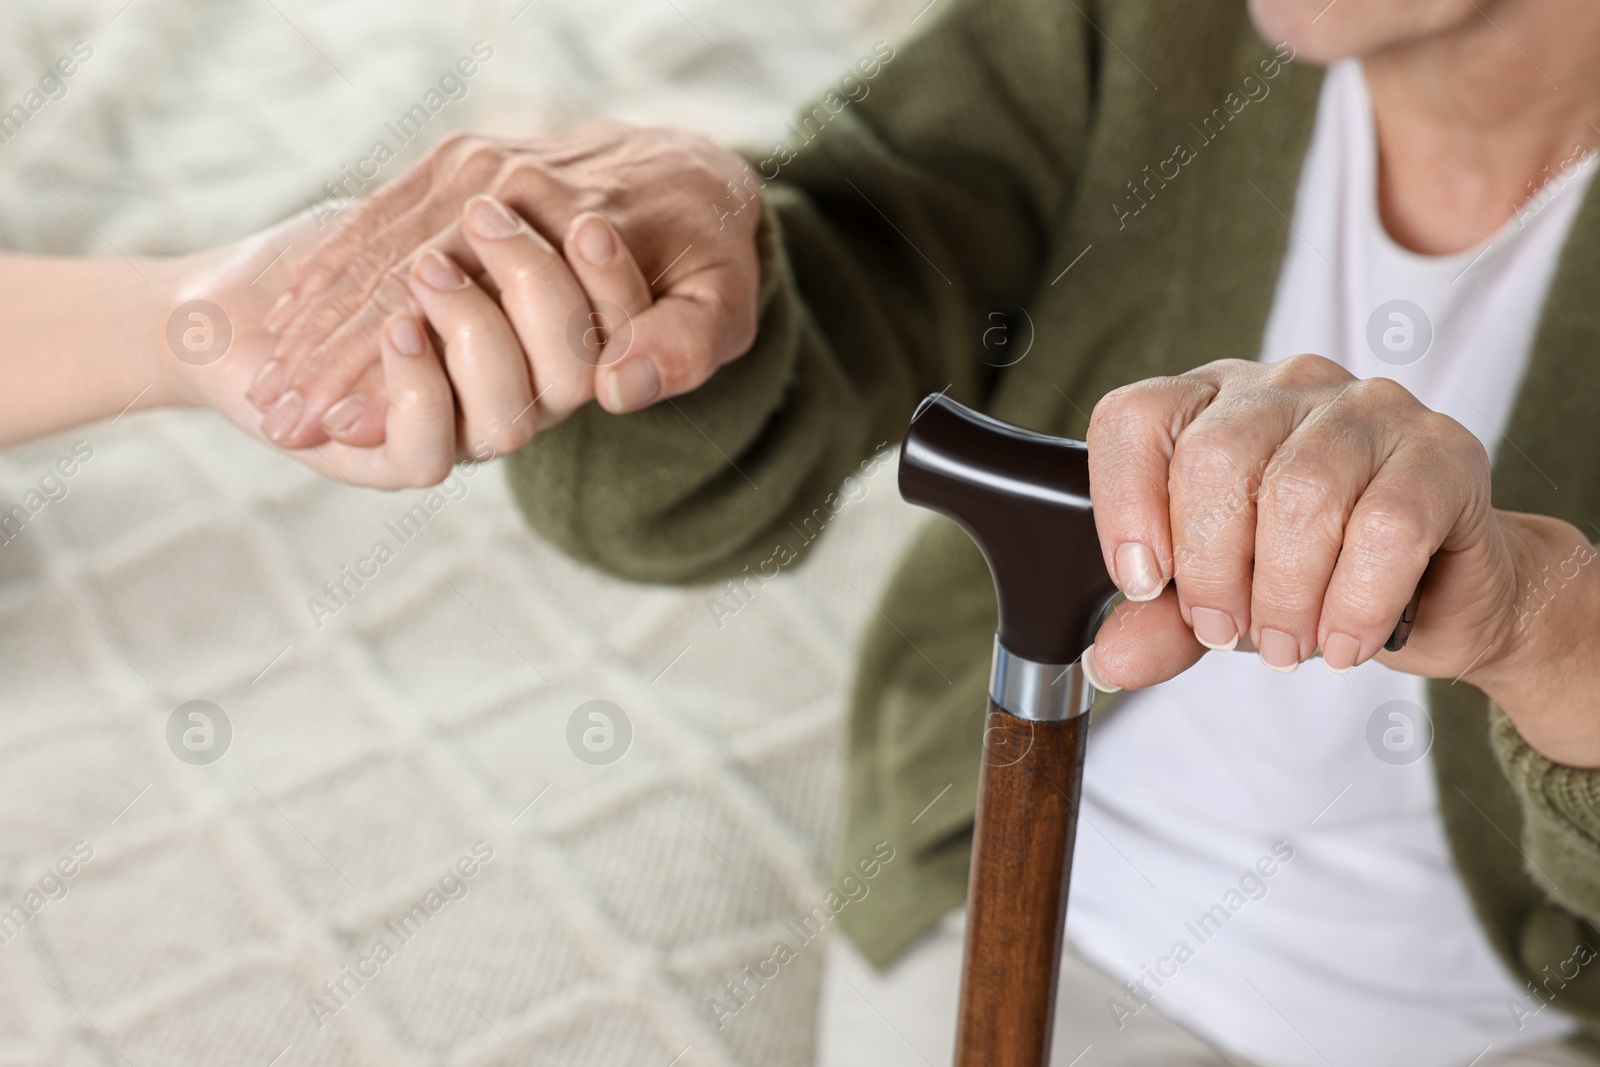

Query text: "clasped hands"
[164, 124, 762, 488]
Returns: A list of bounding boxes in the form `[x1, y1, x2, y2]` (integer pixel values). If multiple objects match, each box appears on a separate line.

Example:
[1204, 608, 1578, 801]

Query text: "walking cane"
[899, 393, 1117, 1067]
[897, 392, 1422, 1066]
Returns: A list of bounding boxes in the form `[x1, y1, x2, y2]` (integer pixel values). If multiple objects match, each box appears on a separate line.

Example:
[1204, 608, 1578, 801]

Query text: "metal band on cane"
[988, 635, 1093, 722]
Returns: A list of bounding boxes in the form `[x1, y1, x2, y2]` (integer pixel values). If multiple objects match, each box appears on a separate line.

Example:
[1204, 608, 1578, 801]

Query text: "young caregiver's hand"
[1082, 355, 1600, 764]
[248, 123, 765, 449]
[161, 213, 468, 489]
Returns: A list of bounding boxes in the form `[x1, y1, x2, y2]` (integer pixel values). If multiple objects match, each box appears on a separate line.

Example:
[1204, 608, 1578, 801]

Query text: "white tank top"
[1065, 57, 1594, 1066]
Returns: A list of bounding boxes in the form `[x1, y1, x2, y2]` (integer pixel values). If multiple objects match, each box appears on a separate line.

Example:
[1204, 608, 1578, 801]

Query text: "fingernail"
[574, 215, 615, 266]
[416, 249, 469, 291]
[1322, 632, 1360, 674]
[466, 195, 523, 240]
[262, 390, 305, 446]
[1258, 628, 1301, 673]
[1081, 644, 1121, 693]
[386, 316, 426, 357]
[1115, 542, 1165, 601]
[248, 359, 285, 409]
[264, 292, 296, 334]
[605, 359, 660, 412]
[322, 394, 366, 434]
[1190, 607, 1239, 652]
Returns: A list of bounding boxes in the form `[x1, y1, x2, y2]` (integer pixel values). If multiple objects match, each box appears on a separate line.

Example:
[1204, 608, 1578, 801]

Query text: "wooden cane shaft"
[954, 701, 1089, 1067]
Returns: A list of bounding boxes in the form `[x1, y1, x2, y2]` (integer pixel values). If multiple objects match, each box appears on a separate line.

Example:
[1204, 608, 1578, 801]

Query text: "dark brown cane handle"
[900, 394, 1115, 665]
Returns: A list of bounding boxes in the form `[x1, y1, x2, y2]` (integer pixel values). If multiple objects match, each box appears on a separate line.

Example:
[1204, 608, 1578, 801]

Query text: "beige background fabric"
[0, 1, 928, 1064]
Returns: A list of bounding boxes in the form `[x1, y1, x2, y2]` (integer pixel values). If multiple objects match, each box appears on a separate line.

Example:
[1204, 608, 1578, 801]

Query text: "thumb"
[1085, 585, 1208, 692]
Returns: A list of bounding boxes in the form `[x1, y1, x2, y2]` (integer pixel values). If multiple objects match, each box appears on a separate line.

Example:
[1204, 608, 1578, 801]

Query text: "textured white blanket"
[0, 2, 926, 1064]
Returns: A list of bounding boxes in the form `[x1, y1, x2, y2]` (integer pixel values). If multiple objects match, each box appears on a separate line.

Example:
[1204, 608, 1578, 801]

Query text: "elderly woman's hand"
[1083, 354, 1600, 766]
[247, 123, 764, 450]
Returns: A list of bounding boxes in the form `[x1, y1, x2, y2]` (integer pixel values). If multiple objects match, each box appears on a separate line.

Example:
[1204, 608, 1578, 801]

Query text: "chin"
[1247, 0, 1481, 65]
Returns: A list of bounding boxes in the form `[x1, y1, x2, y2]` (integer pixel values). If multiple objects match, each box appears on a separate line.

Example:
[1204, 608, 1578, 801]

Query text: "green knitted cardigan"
[506, 0, 1600, 1043]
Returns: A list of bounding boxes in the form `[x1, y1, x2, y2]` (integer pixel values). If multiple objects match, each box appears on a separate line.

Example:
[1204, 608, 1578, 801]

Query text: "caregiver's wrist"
[137, 249, 220, 411]
[69, 252, 198, 422]
[1467, 511, 1600, 767]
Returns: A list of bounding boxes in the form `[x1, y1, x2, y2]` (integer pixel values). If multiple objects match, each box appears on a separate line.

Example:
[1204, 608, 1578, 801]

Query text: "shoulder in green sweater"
[504, 0, 1600, 1043]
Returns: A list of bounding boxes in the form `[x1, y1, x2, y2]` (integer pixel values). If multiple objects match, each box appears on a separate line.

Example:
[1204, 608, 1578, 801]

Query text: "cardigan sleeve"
[1490, 706, 1600, 925]
[501, 0, 1093, 584]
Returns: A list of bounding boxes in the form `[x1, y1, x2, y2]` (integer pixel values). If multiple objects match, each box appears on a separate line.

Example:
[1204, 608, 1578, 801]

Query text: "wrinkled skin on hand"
[1084, 355, 1519, 684]
[253, 123, 764, 449]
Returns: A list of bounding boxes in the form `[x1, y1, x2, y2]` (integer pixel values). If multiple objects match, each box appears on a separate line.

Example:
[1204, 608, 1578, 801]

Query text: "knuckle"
[1395, 411, 1490, 509]
[432, 131, 475, 161]
[1249, 578, 1315, 622]
[1173, 507, 1238, 568]
[1328, 587, 1398, 636]
[654, 350, 702, 397]
[1348, 504, 1428, 556]
[449, 140, 508, 186]
[1192, 357, 1258, 381]
[1259, 462, 1335, 528]
[491, 154, 551, 201]
[1423, 410, 1486, 469]
[1417, 408, 1462, 442]
[1094, 375, 1216, 447]
[1089, 379, 1179, 442]
[1339, 375, 1418, 415]
[1169, 551, 1244, 602]
[1272, 352, 1350, 387]
[1170, 430, 1253, 491]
